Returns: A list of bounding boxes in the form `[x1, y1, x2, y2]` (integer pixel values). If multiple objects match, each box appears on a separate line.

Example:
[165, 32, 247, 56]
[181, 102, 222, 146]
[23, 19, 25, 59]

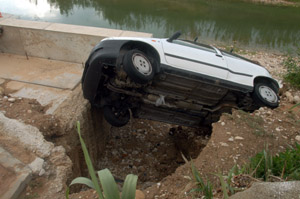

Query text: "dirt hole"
[71, 114, 212, 191]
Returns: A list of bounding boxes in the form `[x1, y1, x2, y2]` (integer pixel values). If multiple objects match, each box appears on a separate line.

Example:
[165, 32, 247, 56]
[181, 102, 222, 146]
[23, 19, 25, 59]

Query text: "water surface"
[0, 0, 300, 52]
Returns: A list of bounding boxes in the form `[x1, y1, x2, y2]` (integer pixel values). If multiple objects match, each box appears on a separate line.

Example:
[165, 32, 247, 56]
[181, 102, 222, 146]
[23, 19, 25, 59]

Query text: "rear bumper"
[82, 40, 129, 102]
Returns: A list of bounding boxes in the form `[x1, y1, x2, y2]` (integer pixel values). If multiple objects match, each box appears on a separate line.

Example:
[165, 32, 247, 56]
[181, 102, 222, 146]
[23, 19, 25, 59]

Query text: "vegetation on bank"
[187, 144, 300, 199]
[284, 52, 300, 89]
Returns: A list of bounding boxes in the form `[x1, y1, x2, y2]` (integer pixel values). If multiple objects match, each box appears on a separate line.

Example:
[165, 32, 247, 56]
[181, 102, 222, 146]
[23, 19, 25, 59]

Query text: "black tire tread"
[103, 106, 130, 127]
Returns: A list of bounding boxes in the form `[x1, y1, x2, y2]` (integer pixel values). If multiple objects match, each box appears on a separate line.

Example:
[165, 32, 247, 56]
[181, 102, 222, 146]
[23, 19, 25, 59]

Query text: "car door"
[161, 39, 228, 80]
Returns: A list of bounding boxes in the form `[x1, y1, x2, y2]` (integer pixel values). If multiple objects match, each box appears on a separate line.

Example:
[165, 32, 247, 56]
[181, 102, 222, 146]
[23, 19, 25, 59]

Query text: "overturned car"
[82, 32, 279, 127]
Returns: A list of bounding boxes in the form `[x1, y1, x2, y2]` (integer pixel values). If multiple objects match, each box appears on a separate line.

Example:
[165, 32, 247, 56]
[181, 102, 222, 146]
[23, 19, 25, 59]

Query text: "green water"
[1, 0, 300, 52]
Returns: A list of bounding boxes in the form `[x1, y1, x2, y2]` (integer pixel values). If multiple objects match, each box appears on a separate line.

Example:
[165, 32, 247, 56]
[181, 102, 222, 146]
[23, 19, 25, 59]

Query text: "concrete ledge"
[0, 147, 32, 199]
[0, 17, 152, 63]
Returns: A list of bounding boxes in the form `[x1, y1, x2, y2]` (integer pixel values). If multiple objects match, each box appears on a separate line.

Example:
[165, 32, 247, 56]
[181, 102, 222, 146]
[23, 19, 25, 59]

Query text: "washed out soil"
[0, 97, 62, 139]
[96, 120, 211, 189]
[143, 101, 300, 199]
[0, 164, 16, 196]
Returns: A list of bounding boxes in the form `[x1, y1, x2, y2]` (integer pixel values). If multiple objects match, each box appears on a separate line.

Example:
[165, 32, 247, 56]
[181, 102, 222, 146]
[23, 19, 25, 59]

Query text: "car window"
[173, 39, 216, 53]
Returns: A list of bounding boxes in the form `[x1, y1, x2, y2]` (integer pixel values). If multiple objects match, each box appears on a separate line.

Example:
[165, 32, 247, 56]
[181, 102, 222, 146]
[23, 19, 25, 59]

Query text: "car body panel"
[162, 39, 229, 80]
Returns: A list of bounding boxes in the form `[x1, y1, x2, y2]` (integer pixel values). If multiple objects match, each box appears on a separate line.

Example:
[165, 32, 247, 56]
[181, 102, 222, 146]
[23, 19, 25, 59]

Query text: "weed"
[283, 56, 300, 88]
[24, 193, 39, 199]
[66, 122, 138, 199]
[249, 144, 300, 181]
[236, 110, 268, 136]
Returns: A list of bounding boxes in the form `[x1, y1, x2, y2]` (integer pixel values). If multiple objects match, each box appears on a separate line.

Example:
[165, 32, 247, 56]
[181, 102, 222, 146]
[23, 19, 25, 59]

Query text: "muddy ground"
[0, 50, 300, 199]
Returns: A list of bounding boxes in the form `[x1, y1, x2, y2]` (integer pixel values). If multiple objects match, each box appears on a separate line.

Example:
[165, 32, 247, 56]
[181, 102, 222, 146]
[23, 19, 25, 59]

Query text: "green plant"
[236, 110, 268, 136]
[214, 165, 246, 199]
[284, 56, 300, 88]
[66, 122, 138, 199]
[249, 144, 300, 181]
[190, 161, 213, 199]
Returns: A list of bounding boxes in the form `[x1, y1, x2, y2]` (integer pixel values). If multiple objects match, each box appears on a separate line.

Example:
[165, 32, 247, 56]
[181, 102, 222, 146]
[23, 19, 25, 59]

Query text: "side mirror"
[167, 31, 181, 42]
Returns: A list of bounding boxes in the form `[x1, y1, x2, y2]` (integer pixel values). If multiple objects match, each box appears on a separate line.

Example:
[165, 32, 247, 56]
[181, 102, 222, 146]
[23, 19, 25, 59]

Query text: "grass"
[66, 122, 138, 199]
[249, 143, 300, 181]
[283, 54, 300, 89]
[186, 143, 300, 198]
[236, 110, 269, 136]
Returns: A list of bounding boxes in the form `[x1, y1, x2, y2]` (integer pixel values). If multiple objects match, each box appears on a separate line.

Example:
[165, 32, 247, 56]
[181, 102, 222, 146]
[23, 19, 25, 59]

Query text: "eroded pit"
[68, 107, 211, 191]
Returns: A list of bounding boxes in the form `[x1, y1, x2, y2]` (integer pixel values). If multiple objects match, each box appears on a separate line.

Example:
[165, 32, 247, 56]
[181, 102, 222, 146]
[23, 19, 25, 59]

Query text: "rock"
[27, 110, 32, 114]
[229, 181, 300, 199]
[0, 87, 4, 95]
[235, 136, 244, 140]
[285, 91, 292, 97]
[228, 137, 234, 142]
[0, 78, 5, 85]
[135, 190, 145, 199]
[221, 122, 225, 126]
[294, 96, 300, 104]
[220, 142, 229, 147]
[295, 135, 300, 144]
[8, 97, 15, 102]
[28, 157, 44, 175]
[39, 169, 46, 176]
[287, 95, 294, 103]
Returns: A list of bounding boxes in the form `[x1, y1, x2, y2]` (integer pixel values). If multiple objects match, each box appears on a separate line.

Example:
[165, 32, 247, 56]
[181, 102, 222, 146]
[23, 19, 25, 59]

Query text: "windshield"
[172, 39, 216, 53]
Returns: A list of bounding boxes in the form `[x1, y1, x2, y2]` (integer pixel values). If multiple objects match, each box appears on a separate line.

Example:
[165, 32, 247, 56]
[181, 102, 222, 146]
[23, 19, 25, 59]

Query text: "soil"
[0, 97, 62, 139]
[0, 164, 16, 196]
[0, 134, 36, 164]
[142, 102, 300, 199]
[96, 120, 210, 189]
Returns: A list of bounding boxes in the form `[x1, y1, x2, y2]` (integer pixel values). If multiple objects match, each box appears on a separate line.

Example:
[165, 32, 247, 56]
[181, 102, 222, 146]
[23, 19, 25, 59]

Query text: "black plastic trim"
[82, 40, 129, 102]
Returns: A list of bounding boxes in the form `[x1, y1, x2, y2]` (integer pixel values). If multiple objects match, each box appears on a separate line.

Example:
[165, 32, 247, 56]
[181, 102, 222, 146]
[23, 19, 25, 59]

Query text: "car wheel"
[103, 106, 130, 127]
[253, 82, 279, 108]
[123, 50, 156, 84]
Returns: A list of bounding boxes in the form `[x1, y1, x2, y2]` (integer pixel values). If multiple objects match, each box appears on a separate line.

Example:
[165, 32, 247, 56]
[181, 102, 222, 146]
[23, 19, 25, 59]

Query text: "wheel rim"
[259, 86, 278, 103]
[132, 53, 152, 76]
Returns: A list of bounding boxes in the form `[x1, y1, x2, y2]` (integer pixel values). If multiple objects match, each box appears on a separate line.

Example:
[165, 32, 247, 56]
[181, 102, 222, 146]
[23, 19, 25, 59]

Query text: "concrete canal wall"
[0, 16, 152, 64]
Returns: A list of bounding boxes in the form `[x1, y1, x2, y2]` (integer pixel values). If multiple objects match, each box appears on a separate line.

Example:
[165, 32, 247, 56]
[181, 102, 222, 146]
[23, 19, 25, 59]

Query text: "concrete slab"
[120, 30, 153, 38]
[0, 146, 32, 199]
[0, 26, 26, 55]
[19, 28, 101, 63]
[7, 81, 72, 114]
[0, 53, 83, 89]
[0, 18, 51, 30]
[45, 23, 123, 37]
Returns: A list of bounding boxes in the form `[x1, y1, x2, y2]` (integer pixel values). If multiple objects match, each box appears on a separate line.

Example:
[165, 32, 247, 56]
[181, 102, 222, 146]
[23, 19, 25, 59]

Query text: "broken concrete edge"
[0, 146, 32, 199]
[0, 112, 73, 198]
[229, 181, 300, 199]
[0, 15, 153, 63]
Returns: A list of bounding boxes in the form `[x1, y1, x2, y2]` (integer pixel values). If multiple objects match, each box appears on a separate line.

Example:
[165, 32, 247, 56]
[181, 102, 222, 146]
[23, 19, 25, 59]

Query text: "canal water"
[0, 0, 300, 52]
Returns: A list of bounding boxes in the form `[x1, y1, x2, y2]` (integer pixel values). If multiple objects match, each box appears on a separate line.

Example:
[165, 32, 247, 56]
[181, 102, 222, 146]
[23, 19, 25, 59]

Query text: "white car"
[82, 32, 279, 127]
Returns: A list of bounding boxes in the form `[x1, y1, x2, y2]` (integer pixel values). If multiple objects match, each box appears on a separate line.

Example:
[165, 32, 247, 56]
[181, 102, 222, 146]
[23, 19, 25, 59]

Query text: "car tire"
[123, 50, 156, 84]
[253, 82, 279, 108]
[103, 106, 130, 127]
